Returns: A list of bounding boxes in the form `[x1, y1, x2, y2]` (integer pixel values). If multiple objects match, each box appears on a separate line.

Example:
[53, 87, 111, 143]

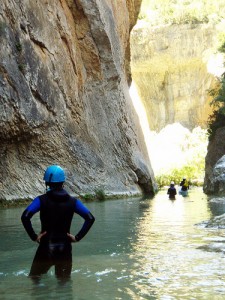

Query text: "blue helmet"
[43, 165, 66, 183]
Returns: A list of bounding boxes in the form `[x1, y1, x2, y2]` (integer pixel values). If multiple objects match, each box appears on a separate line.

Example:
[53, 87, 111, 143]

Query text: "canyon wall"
[131, 23, 217, 131]
[0, 0, 157, 201]
[204, 127, 225, 195]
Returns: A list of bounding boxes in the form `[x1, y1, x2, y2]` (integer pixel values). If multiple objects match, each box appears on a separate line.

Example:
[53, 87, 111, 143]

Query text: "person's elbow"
[21, 210, 27, 224]
[90, 213, 95, 223]
[88, 212, 95, 225]
[21, 209, 33, 224]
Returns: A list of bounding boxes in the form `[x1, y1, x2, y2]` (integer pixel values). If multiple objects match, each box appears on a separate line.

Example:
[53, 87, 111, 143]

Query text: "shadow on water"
[1, 188, 225, 299]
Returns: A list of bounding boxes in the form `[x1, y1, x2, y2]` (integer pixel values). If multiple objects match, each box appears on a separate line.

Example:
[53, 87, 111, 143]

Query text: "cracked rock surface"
[0, 0, 156, 200]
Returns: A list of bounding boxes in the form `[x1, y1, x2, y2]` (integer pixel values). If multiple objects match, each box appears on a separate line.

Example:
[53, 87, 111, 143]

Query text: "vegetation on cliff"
[207, 78, 225, 141]
[207, 37, 225, 141]
[148, 124, 207, 187]
[139, 0, 225, 25]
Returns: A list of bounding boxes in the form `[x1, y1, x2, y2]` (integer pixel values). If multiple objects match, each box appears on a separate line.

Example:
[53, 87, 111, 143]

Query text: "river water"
[1, 187, 225, 299]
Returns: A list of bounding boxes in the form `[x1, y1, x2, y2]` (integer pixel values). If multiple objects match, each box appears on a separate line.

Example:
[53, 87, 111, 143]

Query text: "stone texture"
[198, 213, 225, 229]
[0, 0, 156, 200]
[204, 127, 225, 195]
[131, 23, 217, 131]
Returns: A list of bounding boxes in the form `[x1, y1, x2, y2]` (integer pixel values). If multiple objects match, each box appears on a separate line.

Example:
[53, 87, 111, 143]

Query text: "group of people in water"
[167, 178, 189, 200]
[21, 164, 189, 282]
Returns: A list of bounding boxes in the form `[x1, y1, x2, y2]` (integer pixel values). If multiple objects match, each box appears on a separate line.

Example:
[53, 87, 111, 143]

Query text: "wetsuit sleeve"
[21, 197, 41, 241]
[74, 199, 95, 241]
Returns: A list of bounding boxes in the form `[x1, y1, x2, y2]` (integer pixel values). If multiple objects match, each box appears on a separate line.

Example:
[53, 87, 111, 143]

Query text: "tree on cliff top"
[207, 76, 225, 141]
[207, 30, 225, 141]
[139, 0, 225, 26]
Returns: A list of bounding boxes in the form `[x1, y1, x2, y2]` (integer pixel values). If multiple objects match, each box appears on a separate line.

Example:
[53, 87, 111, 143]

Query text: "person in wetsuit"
[167, 181, 177, 200]
[180, 178, 189, 191]
[21, 165, 95, 280]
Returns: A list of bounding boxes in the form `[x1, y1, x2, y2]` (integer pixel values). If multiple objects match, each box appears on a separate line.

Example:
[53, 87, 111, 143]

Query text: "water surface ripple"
[1, 188, 225, 299]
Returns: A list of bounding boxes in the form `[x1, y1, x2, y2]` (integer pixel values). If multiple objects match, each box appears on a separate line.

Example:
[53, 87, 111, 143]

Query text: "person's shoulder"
[33, 195, 43, 202]
[38, 193, 48, 202]
[72, 197, 87, 207]
[71, 196, 83, 206]
[67, 194, 81, 207]
[26, 195, 42, 212]
[68, 194, 78, 200]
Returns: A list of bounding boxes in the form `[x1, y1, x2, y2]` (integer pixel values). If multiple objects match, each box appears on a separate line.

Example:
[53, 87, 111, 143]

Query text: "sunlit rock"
[0, 0, 156, 200]
[131, 23, 217, 132]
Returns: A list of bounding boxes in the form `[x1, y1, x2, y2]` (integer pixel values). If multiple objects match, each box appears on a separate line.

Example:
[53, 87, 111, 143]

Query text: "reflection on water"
[1, 188, 225, 299]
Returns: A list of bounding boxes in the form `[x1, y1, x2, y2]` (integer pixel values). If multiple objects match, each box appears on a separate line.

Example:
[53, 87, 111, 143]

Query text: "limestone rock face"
[204, 127, 225, 195]
[131, 23, 217, 131]
[0, 0, 156, 200]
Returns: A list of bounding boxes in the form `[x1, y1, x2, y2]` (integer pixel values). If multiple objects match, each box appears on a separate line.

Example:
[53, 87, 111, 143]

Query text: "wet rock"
[197, 213, 225, 229]
[198, 241, 225, 253]
[209, 197, 225, 204]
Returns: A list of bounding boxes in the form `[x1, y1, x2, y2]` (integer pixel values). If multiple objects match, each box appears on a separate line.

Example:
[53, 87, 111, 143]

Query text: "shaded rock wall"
[204, 127, 225, 195]
[0, 0, 156, 200]
[131, 23, 217, 131]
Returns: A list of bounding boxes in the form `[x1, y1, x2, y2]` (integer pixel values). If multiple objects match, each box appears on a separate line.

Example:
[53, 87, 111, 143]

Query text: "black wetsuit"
[167, 186, 177, 199]
[21, 189, 95, 279]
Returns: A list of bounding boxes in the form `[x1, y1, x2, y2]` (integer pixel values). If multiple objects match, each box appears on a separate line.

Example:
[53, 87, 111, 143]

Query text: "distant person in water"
[180, 178, 189, 192]
[167, 181, 177, 200]
[21, 165, 95, 281]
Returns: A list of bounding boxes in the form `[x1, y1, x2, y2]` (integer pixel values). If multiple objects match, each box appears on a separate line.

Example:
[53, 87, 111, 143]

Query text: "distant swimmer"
[167, 181, 177, 200]
[179, 178, 189, 196]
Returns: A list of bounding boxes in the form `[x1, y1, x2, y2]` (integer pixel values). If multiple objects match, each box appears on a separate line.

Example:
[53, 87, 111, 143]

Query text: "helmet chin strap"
[45, 182, 64, 192]
[45, 172, 53, 192]
[45, 183, 51, 192]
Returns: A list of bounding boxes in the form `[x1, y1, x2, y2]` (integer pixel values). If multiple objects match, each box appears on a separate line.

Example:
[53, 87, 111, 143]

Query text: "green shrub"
[18, 62, 26, 73]
[82, 193, 95, 201]
[16, 42, 22, 52]
[206, 30, 225, 141]
[156, 157, 205, 188]
[94, 188, 106, 201]
[207, 78, 225, 140]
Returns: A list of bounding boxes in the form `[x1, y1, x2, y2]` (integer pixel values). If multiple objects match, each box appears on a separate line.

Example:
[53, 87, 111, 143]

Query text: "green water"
[1, 188, 225, 299]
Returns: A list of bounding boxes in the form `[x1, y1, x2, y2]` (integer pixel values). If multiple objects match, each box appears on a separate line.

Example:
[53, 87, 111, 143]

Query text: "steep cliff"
[204, 127, 225, 194]
[0, 0, 156, 201]
[131, 23, 217, 131]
